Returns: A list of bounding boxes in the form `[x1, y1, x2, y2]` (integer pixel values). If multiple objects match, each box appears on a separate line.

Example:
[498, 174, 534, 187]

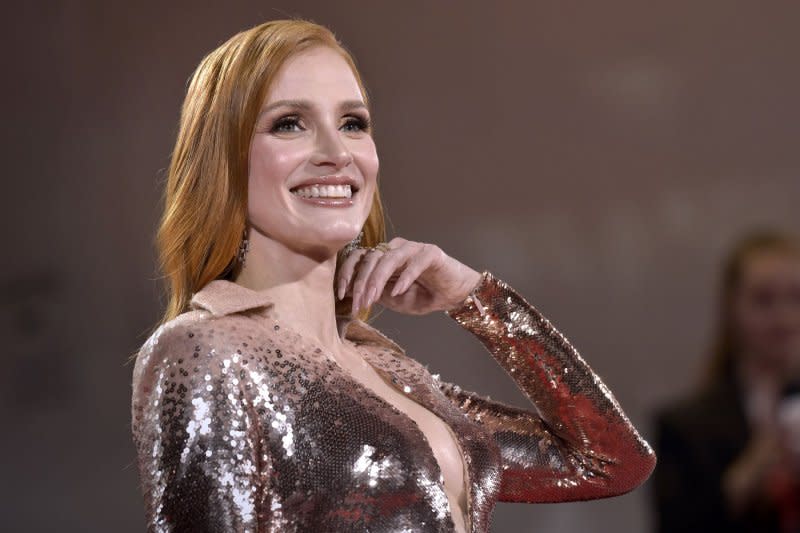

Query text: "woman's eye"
[341, 115, 371, 133]
[270, 116, 303, 133]
[267, 114, 370, 134]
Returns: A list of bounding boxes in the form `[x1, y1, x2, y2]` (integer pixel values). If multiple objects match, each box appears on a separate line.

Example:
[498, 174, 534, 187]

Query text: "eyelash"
[269, 114, 372, 134]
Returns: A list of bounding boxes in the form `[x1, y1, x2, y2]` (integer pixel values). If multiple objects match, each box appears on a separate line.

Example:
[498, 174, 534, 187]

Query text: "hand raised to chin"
[337, 236, 483, 317]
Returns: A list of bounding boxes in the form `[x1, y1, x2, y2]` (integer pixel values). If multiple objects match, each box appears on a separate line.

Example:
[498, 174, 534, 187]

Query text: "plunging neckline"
[259, 311, 472, 532]
[345, 340, 470, 532]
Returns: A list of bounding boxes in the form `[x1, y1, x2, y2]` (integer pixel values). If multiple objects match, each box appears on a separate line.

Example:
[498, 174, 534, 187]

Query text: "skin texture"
[234, 44, 481, 532]
[722, 250, 800, 514]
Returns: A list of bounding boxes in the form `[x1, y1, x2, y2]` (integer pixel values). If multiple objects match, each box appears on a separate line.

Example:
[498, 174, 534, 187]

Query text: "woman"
[131, 19, 656, 532]
[653, 230, 800, 532]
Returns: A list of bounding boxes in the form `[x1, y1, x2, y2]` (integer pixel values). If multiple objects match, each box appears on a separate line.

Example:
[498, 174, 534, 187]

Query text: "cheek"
[732, 301, 768, 345]
[353, 138, 379, 182]
[352, 140, 379, 210]
[247, 138, 309, 221]
[249, 138, 304, 189]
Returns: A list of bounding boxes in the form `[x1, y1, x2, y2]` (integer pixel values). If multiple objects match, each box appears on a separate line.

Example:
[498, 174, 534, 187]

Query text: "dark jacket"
[653, 376, 781, 532]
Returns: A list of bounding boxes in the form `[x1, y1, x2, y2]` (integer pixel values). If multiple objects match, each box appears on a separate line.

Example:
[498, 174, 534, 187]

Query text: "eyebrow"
[258, 99, 368, 118]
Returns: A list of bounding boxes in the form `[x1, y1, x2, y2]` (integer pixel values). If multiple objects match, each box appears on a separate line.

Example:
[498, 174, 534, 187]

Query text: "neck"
[233, 231, 345, 352]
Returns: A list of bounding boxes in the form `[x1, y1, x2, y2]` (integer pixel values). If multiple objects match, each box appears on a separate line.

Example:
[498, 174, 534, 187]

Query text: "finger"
[337, 248, 369, 300]
[350, 237, 408, 306]
[391, 243, 442, 296]
[387, 236, 408, 247]
[351, 248, 386, 315]
[366, 242, 417, 306]
[337, 248, 365, 300]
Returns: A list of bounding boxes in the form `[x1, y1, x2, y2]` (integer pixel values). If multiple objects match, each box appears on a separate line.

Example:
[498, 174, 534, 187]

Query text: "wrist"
[445, 268, 485, 313]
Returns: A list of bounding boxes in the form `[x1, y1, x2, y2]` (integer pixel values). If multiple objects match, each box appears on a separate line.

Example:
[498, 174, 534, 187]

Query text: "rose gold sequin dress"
[131, 271, 656, 532]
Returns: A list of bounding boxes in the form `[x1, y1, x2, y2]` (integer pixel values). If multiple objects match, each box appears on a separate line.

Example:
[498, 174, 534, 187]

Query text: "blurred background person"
[653, 229, 800, 532]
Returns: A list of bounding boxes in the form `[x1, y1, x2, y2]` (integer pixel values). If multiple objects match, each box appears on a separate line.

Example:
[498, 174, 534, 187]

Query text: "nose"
[311, 124, 353, 169]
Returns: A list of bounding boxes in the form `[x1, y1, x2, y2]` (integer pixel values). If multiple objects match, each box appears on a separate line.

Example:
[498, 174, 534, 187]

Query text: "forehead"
[266, 46, 363, 103]
[742, 250, 800, 284]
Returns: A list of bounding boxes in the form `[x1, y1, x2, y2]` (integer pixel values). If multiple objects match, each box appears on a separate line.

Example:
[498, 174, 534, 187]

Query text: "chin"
[315, 222, 365, 244]
[297, 229, 360, 257]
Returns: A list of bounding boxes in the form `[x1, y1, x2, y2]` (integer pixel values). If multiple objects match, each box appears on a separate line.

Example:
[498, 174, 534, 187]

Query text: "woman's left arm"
[439, 270, 656, 502]
[339, 237, 657, 502]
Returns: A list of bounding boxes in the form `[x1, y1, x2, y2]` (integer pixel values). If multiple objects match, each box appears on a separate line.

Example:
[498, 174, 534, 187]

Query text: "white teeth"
[291, 184, 353, 198]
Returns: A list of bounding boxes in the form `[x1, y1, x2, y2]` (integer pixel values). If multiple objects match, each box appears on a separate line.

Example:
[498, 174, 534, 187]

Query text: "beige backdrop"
[3, 1, 799, 531]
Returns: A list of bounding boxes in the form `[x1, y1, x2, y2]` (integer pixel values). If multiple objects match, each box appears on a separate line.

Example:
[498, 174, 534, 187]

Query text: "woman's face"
[248, 45, 378, 258]
[732, 250, 800, 371]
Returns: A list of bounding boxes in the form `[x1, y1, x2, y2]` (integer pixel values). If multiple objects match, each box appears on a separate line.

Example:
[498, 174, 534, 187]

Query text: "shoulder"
[131, 309, 256, 402]
[134, 310, 212, 370]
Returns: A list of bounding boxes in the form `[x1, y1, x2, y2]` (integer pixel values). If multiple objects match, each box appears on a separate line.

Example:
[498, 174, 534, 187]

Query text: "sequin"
[131, 271, 656, 532]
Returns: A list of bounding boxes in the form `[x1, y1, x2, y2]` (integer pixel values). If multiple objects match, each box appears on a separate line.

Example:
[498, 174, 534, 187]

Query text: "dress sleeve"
[439, 270, 656, 503]
[131, 320, 269, 532]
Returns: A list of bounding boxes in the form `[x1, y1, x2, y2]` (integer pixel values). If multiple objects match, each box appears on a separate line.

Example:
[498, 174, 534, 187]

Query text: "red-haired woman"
[131, 19, 655, 532]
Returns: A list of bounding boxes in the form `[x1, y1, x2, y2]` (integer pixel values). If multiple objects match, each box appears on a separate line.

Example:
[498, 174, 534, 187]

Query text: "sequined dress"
[131, 271, 656, 532]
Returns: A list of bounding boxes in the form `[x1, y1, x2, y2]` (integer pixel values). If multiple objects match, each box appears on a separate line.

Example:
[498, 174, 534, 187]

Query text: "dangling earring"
[237, 226, 250, 268]
[342, 229, 364, 257]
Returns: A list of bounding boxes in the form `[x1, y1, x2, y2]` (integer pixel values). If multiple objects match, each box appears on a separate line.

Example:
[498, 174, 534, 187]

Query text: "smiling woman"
[130, 18, 656, 533]
[246, 48, 377, 249]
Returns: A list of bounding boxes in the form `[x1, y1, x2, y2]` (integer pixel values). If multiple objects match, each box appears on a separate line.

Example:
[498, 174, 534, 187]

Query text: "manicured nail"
[391, 280, 404, 297]
[337, 280, 345, 300]
[366, 286, 376, 307]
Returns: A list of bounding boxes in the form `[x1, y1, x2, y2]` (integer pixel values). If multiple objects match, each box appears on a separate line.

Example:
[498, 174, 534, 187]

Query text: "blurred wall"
[3, 1, 799, 531]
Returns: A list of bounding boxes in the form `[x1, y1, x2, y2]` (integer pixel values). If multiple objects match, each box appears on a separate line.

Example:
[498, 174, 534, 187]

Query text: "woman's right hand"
[336, 236, 482, 317]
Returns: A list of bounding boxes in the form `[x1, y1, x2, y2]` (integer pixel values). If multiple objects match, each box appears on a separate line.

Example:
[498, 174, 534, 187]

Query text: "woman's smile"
[289, 173, 361, 207]
[246, 45, 378, 252]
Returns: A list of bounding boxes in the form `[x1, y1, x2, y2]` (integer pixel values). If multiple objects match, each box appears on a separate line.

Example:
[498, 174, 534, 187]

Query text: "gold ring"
[371, 242, 391, 252]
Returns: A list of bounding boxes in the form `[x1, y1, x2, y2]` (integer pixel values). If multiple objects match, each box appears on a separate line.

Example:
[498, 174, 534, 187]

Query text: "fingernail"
[337, 280, 344, 300]
[391, 280, 403, 297]
[365, 286, 375, 307]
